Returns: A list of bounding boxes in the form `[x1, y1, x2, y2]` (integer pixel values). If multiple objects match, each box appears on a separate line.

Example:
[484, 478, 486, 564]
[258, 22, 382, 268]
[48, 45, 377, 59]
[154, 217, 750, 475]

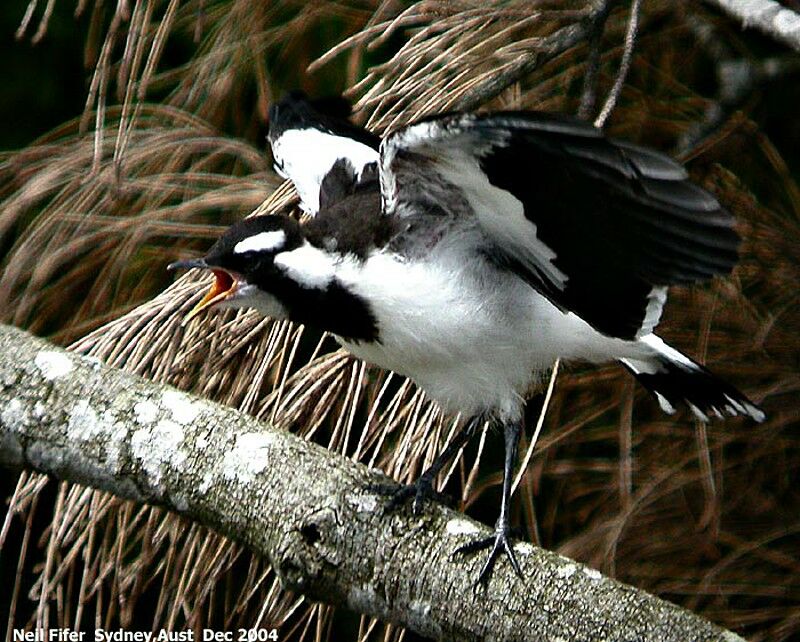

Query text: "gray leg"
[373, 415, 482, 514]
[454, 417, 524, 586]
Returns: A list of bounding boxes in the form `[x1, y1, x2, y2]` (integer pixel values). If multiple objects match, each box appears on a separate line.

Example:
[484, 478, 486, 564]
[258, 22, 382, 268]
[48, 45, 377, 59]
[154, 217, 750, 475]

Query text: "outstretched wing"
[380, 112, 740, 339]
[268, 92, 380, 215]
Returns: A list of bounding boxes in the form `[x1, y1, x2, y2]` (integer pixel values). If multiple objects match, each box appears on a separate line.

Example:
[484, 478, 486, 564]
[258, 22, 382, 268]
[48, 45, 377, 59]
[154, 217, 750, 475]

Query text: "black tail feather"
[623, 337, 764, 422]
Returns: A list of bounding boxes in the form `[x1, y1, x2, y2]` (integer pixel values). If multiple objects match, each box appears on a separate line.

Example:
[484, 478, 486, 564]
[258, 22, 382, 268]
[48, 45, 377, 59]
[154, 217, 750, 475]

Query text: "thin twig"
[31, 0, 57, 44]
[578, 0, 618, 120]
[595, 0, 642, 128]
[512, 359, 560, 496]
[619, 378, 634, 510]
[15, 0, 38, 40]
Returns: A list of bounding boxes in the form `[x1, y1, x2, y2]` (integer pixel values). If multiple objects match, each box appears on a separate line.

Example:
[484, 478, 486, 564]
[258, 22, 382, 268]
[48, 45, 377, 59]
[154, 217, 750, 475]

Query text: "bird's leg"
[372, 415, 482, 515]
[454, 417, 524, 587]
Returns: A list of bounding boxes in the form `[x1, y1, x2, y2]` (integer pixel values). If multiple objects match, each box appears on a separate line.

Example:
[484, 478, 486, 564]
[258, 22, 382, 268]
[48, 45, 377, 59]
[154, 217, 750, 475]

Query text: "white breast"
[334, 243, 650, 420]
[333, 246, 548, 419]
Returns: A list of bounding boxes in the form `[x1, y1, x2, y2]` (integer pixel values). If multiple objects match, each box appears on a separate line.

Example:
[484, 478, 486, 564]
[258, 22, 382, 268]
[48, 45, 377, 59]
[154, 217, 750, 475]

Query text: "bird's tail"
[621, 335, 765, 422]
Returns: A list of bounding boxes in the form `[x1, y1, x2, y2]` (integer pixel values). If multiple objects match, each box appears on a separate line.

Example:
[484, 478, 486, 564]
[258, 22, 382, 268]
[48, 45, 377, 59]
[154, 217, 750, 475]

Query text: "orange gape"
[184, 269, 237, 324]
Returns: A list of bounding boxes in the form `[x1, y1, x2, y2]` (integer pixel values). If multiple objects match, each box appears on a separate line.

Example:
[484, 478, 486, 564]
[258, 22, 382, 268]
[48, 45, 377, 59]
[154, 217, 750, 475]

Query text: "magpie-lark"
[170, 92, 765, 586]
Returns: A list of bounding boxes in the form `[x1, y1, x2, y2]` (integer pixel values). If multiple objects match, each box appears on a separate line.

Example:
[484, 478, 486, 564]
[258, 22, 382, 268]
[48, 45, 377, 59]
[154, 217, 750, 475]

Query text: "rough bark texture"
[0, 324, 744, 642]
[705, 0, 800, 52]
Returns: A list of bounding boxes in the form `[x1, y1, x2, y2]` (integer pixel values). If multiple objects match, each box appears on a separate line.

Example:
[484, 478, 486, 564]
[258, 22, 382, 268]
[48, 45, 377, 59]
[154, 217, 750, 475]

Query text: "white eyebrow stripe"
[234, 230, 286, 254]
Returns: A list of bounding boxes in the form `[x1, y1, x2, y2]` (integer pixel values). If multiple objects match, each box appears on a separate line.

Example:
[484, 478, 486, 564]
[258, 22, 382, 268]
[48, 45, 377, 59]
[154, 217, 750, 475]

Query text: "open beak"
[168, 258, 239, 324]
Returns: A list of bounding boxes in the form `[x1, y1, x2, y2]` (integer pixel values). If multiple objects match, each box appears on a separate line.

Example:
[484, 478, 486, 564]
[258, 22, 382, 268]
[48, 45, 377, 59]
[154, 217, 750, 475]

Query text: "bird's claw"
[453, 524, 524, 588]
[369, 476, 452, 515]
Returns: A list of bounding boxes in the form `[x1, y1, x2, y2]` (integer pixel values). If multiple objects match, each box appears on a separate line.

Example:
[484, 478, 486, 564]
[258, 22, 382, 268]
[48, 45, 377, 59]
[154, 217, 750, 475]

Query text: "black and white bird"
[170, 92, 764, 585]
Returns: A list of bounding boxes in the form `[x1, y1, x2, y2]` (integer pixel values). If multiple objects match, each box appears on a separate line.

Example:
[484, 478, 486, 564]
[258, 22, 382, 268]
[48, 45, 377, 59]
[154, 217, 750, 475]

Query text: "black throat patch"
[253, 267, 380, 343]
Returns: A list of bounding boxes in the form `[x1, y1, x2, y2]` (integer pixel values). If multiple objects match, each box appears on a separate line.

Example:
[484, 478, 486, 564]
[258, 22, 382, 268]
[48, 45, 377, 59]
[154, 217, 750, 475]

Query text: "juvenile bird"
[170, 93, 764, 586]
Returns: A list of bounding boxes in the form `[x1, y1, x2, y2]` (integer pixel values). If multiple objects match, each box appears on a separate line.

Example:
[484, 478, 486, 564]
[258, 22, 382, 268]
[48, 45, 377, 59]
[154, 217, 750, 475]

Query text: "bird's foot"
[454, 523, 524, 588]
[370, 473, 452, 515]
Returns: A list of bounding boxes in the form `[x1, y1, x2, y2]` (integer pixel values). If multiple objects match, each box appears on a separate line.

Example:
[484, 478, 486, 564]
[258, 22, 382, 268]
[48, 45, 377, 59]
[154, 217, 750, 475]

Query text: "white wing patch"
[640, 334, 699, 369]
[272, 128, 379, 214]
[380, 121, 441, 214]
[234, 230, 286, 254]
[437, 149, 567, 289]
[638, 286, 668, 336]
[381, 118, 567, 289]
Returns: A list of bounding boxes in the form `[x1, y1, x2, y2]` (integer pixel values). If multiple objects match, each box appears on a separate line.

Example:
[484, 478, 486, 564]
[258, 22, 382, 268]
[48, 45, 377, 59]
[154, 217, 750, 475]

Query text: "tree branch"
[450, 8, 597, 112]
[704, 0, 800, 52]
[0, 324, 743, 642]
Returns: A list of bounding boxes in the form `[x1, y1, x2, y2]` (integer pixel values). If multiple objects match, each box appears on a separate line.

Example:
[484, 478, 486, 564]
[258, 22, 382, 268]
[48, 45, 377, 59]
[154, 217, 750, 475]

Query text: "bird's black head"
[267, 91, 379, 152]
[267, 91, 353, 137]
[204, 214, 303, 272]
[169, 215, 304, 321]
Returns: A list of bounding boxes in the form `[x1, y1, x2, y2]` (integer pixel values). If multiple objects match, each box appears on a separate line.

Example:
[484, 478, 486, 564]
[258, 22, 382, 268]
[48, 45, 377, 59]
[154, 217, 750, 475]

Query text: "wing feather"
[380, 111, 740, 339]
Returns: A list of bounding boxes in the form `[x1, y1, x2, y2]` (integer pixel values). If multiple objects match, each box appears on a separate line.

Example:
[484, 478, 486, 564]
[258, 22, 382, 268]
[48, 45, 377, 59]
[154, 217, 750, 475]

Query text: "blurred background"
[1, 1, 799, 640]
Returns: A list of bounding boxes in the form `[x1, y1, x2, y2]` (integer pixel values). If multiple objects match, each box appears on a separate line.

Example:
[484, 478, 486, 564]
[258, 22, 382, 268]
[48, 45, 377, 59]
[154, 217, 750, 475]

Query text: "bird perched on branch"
[169, 92, 764, 586]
